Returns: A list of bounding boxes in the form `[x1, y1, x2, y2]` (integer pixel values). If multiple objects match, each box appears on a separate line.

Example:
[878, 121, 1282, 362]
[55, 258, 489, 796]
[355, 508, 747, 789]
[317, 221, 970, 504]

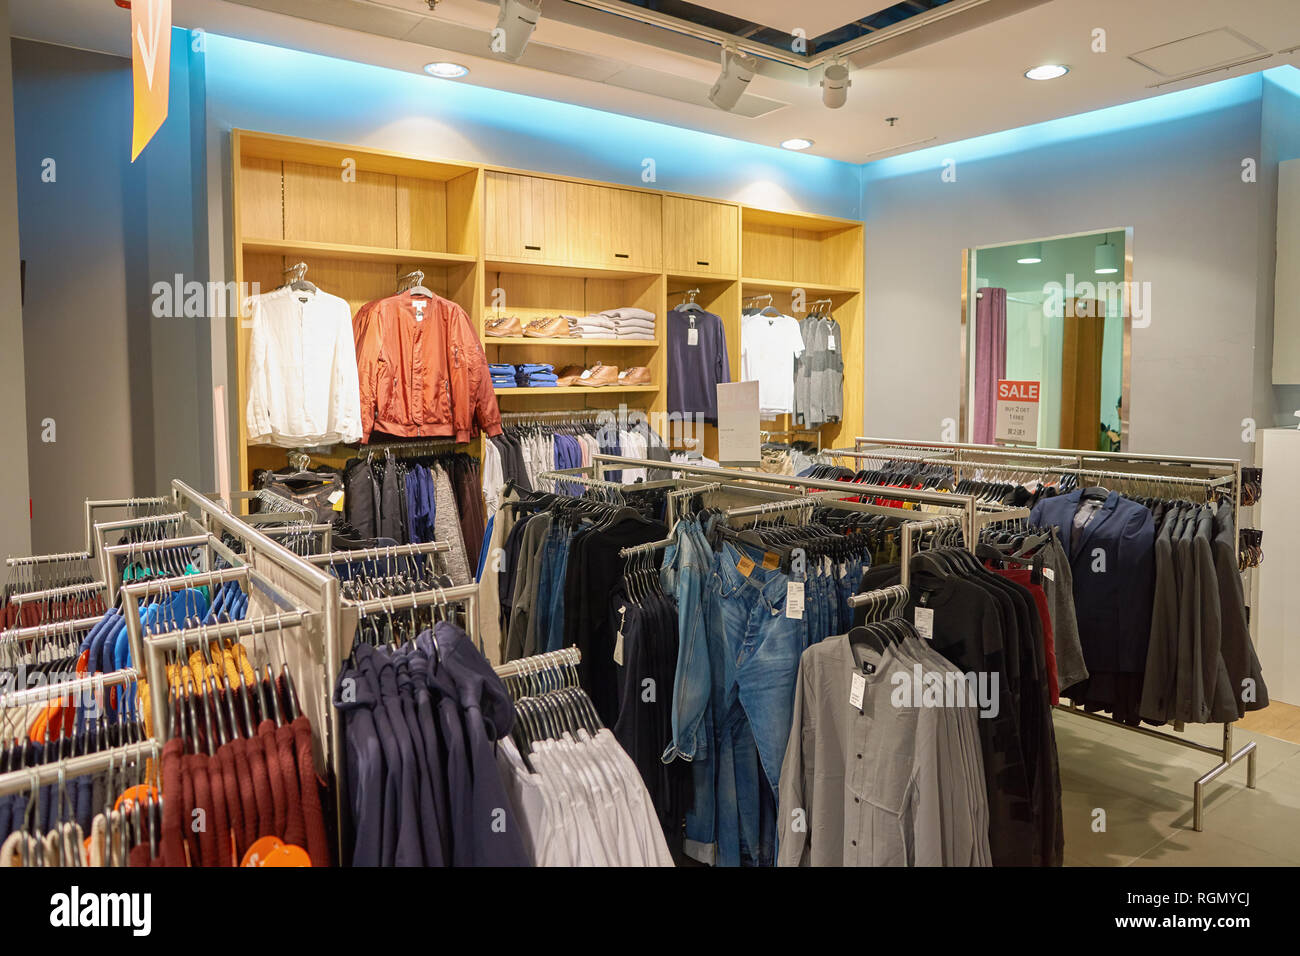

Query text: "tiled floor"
[1055, 710, 1300, 866]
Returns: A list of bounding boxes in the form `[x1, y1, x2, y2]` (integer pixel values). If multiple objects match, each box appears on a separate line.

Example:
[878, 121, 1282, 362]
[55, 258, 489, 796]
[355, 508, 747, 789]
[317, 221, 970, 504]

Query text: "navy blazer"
[1029, 490, 1155, 674]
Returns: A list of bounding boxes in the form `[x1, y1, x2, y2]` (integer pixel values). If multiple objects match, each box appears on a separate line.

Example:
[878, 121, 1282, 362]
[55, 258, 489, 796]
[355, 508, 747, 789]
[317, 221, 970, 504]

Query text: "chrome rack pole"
[308, 541, 451, 565]
[83, 495, 176, 557]
[0, 615, 101, 645]
[900, 516, 962, 591]
[347, 583, 481, 651]
[0, 740, 160, 799]
[846, 583, 909, 611]
[590, 452, 981, 549]
[0, 667, 137, 711]
[494, 646, 581, 679]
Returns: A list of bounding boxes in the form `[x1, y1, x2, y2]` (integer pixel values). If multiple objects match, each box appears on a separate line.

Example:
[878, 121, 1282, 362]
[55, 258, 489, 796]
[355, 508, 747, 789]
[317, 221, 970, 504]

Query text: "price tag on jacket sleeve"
[785, 581, 804, 619]
[1042, 567, 1055, 582]
[914, 606, 935, 640]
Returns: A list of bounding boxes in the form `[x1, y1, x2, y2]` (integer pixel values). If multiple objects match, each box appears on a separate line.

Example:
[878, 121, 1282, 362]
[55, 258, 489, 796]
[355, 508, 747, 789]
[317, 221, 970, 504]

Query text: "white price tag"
[1042, 567, 1055, 582]
[613, 605, 627, 665]
[849, 672, 865, 710]
[327, 490, 344, 505]
[914, 606, 935, 640]
[785, 581, 805, 619]
[828, 334, 836, 352]
[688, 327, 699, 346]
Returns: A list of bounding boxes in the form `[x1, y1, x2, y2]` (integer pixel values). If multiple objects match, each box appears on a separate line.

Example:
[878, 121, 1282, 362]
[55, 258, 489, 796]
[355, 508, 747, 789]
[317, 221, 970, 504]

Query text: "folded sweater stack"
[576, 307, 656, 340]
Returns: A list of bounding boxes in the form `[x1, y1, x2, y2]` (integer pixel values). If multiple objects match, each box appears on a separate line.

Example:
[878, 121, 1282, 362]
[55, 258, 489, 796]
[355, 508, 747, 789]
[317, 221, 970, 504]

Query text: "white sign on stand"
[717, 380, 761, 466]
[995, 379, 1040, 445]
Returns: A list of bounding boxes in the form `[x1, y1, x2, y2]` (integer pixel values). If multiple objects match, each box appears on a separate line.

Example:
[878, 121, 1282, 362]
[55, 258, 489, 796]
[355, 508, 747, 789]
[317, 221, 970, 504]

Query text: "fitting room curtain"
[973, 287, 1007, 444]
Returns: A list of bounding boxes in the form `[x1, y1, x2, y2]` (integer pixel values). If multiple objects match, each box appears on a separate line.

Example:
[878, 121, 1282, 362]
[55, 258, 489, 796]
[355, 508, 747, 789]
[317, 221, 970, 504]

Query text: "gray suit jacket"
[1211, 501, 1269, 716]
[1139, 508, 1181, 723]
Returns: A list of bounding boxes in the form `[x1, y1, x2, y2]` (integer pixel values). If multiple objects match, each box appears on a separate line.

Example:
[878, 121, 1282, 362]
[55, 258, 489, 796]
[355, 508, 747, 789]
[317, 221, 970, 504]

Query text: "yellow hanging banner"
[130, 0, 171, 162]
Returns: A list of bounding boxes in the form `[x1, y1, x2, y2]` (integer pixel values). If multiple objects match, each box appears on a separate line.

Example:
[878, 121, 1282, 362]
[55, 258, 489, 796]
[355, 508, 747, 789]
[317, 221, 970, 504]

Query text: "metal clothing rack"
[308, 540, 451, 566]
[0, 614, 102, 647]
[0, 666, 137, 711]
[848, 435, 1243, 540]
[847, 583, 909, 614]
[363, 437, 465, 456]
[494, 646, 580, 681]
[0, 740, 159, 800]
[585, 453, 1022, 552]
[82, 496, 175, 558]
[847, 434, 1254, 832]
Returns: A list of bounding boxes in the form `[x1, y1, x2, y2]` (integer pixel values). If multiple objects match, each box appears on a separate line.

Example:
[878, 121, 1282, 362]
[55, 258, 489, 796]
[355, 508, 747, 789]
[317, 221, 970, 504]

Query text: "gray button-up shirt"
[777, 635, 990, 866]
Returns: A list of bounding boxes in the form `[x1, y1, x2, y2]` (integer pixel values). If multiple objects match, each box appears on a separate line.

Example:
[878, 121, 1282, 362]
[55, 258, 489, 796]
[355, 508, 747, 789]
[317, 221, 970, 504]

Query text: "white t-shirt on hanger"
[741, 312, 805, 417]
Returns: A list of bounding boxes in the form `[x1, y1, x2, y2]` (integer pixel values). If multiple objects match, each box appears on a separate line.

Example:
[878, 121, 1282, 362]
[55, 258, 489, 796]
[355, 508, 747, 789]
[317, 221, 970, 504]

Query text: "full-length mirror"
[962, 228, 1133, 451]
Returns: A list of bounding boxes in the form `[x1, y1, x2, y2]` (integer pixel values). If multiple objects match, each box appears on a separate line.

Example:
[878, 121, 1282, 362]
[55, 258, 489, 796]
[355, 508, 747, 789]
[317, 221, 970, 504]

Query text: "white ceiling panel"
[695, 1, 900, 38]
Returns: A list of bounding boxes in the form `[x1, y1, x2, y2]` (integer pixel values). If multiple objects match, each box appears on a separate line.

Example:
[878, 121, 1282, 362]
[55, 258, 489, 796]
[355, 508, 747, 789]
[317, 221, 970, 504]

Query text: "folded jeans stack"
[491, 363, 518, 389]
[515, 363, 557, 387]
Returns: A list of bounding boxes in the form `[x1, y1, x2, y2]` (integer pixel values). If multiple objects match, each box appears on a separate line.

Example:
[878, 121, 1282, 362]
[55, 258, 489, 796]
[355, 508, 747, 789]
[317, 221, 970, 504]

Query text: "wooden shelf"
[495, 385, 659, 395]
[243, 237, 476, 267]
[741, 276, 861, 296]
[484, 337, 659, 347]
[485, 257, 660, 280]
[666, 270, 739, 285]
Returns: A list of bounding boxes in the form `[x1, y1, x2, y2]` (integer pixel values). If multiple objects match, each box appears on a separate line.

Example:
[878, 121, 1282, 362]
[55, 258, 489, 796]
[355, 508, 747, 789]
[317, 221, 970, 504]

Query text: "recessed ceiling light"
[781, 138, 814, 151]
[1025, 64, 1068, 81]
[424, 62, 469, 79]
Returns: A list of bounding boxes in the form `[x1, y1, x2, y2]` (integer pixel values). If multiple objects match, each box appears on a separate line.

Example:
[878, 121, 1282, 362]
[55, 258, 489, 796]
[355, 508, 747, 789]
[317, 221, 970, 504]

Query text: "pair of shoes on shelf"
[484, 315, 522, 337]
[555, 363, 650, 387]
[524, 316, 572, 338]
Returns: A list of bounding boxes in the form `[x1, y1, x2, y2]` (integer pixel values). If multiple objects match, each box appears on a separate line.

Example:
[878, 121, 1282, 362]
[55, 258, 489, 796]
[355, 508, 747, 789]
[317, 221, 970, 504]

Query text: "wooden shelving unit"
[495, 385, 658, 395]
[486, 338, 659, 347]
[229, 130, 864, 487]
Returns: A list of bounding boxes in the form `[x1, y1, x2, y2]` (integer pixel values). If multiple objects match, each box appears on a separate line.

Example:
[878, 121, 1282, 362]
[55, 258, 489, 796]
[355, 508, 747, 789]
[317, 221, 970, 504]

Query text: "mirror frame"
[959, 226, 1135, 451]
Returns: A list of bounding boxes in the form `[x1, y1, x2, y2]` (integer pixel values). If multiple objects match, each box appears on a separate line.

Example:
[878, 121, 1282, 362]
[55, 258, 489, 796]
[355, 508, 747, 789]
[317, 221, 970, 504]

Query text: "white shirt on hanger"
[245, 287, 362, 447]
[741, 312, 805, 417]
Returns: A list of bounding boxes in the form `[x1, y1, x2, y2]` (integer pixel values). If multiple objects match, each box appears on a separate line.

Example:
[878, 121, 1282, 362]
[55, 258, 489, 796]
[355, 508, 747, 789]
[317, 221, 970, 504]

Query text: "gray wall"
[1259, 73, 1300, 431]
[11, 37, 210, 553]
[861, 90, 1268, 462]
[0, 0, 30, 566]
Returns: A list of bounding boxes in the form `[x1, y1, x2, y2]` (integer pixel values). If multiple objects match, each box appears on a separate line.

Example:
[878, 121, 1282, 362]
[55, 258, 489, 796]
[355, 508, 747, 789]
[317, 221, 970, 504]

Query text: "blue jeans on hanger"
[662, 517, 714, 764]
[702, 540, 802, 867]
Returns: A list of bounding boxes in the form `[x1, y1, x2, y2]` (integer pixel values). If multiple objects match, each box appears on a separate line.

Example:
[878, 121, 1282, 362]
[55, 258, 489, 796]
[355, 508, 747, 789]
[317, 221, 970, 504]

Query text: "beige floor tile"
[1129, 829, 1297, 867]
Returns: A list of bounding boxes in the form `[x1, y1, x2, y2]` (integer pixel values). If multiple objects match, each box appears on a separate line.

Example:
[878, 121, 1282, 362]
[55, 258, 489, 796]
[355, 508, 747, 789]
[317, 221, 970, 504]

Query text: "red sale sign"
[995, 379, 1040, 444]
[997, 380, 1040, 403]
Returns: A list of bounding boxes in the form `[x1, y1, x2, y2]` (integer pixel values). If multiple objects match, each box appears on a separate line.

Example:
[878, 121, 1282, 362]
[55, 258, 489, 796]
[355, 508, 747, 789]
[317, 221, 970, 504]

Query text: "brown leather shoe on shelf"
[556, 365, 585, 387]
[582, 362, 620, 387]
[618, 367, 651, 386]
[484, 315, 523, 337]
[523, 316, 571, 338]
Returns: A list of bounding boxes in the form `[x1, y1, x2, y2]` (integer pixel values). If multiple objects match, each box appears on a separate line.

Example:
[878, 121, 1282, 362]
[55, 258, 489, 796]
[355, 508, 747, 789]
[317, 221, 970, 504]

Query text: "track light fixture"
[708, 45, 757, 112]
[821, 58, 851, 109]
[492, 0, 541, 62]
